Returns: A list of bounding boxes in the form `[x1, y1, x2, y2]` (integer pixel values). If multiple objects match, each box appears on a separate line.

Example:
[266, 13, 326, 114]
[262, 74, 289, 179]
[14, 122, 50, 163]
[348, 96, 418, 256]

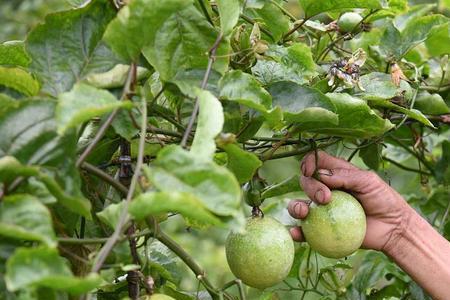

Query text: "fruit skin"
[225, 216, 295, 289]
[337, 12, 363, 33]
[141, 294, 175, 300]
[302, 190, 366, 259]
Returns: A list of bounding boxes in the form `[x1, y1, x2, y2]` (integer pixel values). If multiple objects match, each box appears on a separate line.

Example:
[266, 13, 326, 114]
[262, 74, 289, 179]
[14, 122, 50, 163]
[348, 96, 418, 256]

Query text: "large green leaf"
[0, 100, 75, 166]
[142, 4, 229, 80]
[217, 0, 240, 36]
[425, 23, 450, 57]
[0, 194, 56, 247]
[252, 43, 317, 85]
[382, 15, 449, 59]
[222, 144, 262, 184]
[245, 1, 290, 41]
[0, 66, 39, 96]
[260, 174, 301, 199]
[268, 81, 338, 126]
[0, 41, 31, 67]
[414, 92, 450, 115]
[146, 145, 241, 216]
[190, 89, 224, 162]
[5, 247, 102, 294]
[129, 191, 221, 226]
[298, 0, 381, 17]
[56, 83, 132, 134]
[26, 0, 118, 96]
[359, 72, 411, 100]
[97, 202, 124, 229]
[219, 70, 282, 126]
[219, 70, 272, 111]
[307, 93, 394, 138]
[104, 0, 191, 61]
[368, 99, 435, 128]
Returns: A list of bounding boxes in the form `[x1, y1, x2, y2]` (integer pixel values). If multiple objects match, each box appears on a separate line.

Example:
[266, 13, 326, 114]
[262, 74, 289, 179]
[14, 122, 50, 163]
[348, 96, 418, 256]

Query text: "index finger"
[301, 151, 358, 177]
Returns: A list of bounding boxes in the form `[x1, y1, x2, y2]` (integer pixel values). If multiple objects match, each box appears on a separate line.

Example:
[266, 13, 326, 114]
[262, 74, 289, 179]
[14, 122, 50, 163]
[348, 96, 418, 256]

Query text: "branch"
[282, 18, 309, 42]
[181, 33, 223, 148]
[146, 219, 233, 300]
[91, 94, 148, 273]
[382, 156, 432, 176]
[81, 162, 128, 197]
[261, 138, 341, 161]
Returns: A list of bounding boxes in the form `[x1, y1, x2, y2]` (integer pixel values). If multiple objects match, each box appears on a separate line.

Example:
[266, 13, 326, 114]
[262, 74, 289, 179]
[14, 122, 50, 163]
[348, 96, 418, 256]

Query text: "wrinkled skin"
[225, 216, 294, 289]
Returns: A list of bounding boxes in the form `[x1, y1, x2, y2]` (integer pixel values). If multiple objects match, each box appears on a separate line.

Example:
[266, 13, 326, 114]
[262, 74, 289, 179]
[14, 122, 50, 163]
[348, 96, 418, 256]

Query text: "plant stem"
[58, 229, 152, 244]
[91, 94, 147, 273]
[239, 14, 276, 42]
[382, 156, 432, 176]
[181, 33, 223, 148]
[282, 17, 309, 42]
[81, 162, 128, 197]
[262, 138, 341, 160]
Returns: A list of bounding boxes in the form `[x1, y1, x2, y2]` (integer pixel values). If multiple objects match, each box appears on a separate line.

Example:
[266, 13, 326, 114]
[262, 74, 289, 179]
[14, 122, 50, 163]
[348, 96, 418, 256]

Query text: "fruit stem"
[251, 206, 264, 218]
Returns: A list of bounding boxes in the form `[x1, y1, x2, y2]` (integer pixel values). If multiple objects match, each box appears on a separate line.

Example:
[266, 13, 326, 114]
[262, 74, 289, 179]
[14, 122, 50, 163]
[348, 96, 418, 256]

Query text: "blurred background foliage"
[0, 0, 449, 300]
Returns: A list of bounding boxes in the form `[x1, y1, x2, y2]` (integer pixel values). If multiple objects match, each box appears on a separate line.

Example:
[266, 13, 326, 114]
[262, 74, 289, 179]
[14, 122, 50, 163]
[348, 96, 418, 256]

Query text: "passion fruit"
[302, 190, 366, 258]
[337, 12, 363, 33]
[225, 216, 295, 289]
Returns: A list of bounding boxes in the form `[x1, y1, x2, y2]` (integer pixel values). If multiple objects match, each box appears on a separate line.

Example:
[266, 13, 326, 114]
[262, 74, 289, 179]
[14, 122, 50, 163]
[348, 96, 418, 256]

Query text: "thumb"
[317, 168, 381, 194]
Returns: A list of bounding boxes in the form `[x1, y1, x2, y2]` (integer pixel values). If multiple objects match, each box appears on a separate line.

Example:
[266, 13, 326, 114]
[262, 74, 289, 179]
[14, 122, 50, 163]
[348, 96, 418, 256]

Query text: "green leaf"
[268, 43, 317, 81]
[260, 174, 301, 199]
[147, 145, 241, 216]
[303, 93, 393, 138]
[56, 83, 132, 134]
[97, 202, 124, 229]
[246, 1, 290, 41]
[0, 156, 39, 184]
[129, 191, 221, 226]
[268, 81, 338, 126]
[380, 22, 403, 59]
[414, 92, 450, 115]
[26, 0, 118, 96]
[298, 0, 381, 17]
[360, 143, 382, 170]
[0, 194, 56, 247]
[105, 0, 191, 61]
[436, 140, 450, 185]
[190, 89, 224, 162]
[222, 144, 262, 184]
[217, 0, 240, 36]
[368, 99, 435, 128]
[84, 64, 151, 89]
[0, 100, 76, 166]
[171, 69, 222, 97]
[219, 70, 272, 111]
[425, 23, 450, 57]
[0, 66, 40, 96]
[0, 41, 31, 67]
[400, 14, 449, 57]
[37, 173, 92, 219]
[5, 247, 102, 294]
[359, 72, 411, 100]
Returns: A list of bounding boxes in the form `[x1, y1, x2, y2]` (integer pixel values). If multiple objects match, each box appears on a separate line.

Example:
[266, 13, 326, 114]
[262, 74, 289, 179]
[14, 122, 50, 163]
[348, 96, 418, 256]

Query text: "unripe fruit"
[337, 12, 363, 33]
[302, 190, 366, 258]
[225, 216, 295, 289]
[142, 294, 175, 300]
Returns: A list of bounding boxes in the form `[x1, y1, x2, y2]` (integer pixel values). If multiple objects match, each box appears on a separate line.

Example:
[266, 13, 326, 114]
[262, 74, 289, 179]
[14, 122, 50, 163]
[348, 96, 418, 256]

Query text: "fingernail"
[315, 190, 325, 203]
[301, 162, 306, 174]
[318, 168, 333, 176]
[294, 203, 302, 216]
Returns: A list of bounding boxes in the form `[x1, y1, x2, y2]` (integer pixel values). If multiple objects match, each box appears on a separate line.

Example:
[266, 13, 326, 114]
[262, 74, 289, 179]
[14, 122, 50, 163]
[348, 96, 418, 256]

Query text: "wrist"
[382, 203, 416, 257]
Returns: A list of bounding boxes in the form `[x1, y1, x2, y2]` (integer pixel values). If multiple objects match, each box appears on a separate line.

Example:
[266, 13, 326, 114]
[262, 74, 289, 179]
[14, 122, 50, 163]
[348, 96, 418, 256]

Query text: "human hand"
[288, 151, 413, 252]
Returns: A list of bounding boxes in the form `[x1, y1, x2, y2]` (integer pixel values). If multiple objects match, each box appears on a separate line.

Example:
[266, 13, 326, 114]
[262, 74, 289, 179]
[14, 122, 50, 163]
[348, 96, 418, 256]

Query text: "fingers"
[316, 168, 381, 194]
[300, 176, 332, 204]
[301, 151, 357, 177]
[289, 226, 304, 242]
[288, 200, 310, 219]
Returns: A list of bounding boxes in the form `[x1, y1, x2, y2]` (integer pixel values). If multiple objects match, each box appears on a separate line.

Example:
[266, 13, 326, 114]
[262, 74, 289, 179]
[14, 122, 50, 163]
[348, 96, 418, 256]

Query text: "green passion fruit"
[302, 190, 366, 259]
[225, 216, 295, 289]
[149, 294, 175, 300]
[337, 12, 363, 33]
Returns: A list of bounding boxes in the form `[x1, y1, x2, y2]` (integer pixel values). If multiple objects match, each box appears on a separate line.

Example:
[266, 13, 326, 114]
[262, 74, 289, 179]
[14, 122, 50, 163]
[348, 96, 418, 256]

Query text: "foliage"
[0, 0, 449, 299]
